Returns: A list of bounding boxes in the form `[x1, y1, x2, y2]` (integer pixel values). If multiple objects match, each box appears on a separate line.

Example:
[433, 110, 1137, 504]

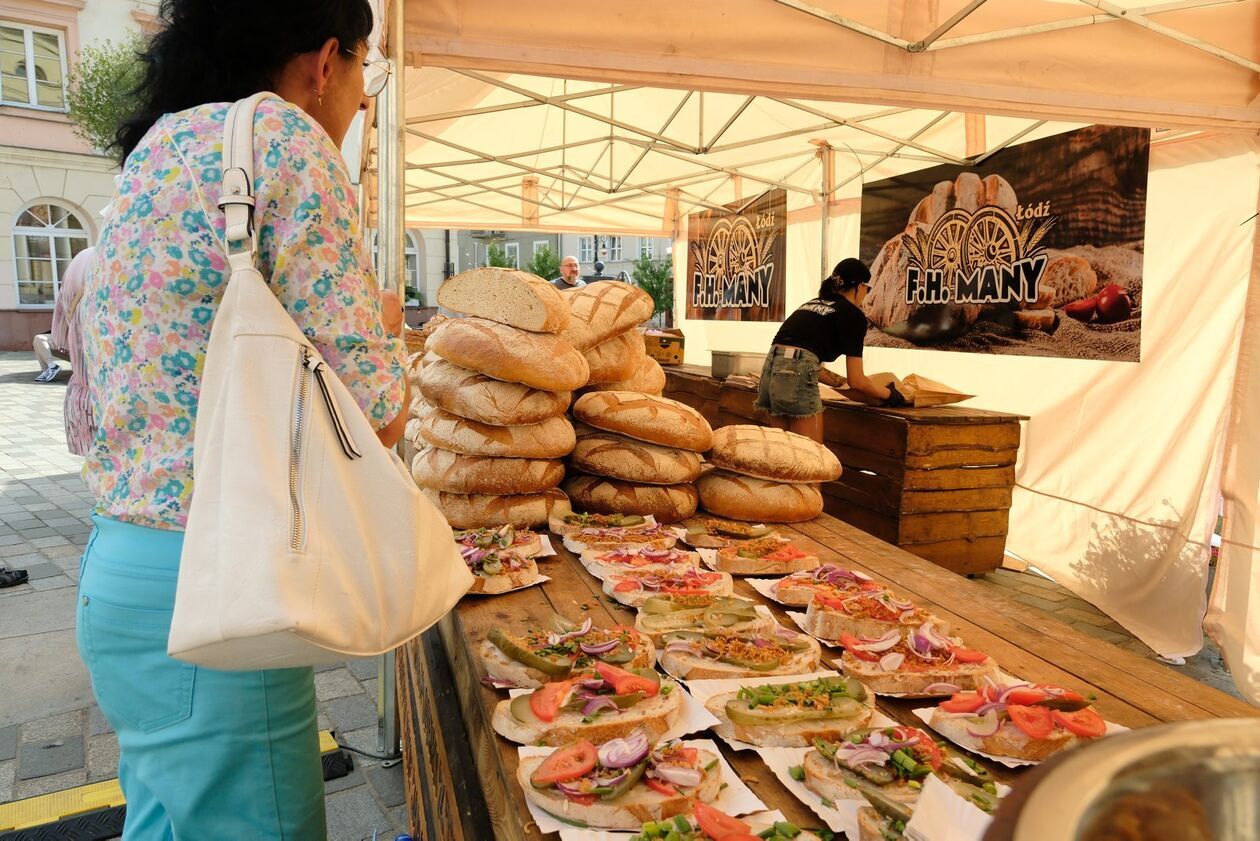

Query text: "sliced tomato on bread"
[1007, 704, 1054, 739]
[939, 692, 987, 714]
[644, 778, 677, 797]
[594, 662, 660, 697]
[839, 633, 881, 662]
[694, 802, 752, 838]
[1052, 707, 1106, 738]
[950, 647, 991, 664]
[529, 739, 597, 785]
[528, 680, 575, 723]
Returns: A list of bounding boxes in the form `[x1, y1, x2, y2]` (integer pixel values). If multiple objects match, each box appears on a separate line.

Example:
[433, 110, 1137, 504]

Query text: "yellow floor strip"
[0, 731, 344, 831]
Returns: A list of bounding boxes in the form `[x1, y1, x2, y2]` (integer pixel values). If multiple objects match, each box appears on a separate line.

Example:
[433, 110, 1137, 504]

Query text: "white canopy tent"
[386, 0, 1260, 704]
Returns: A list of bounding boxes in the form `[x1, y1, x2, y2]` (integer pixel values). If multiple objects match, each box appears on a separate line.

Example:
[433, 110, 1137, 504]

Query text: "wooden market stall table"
[395, 513, 1257, 840]
[663, 364, 1027, 576]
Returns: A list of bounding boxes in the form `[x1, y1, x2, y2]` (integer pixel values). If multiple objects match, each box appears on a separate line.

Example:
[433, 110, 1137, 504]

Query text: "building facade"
[0, 0, 155, 350]
[448, 229, 671, 283]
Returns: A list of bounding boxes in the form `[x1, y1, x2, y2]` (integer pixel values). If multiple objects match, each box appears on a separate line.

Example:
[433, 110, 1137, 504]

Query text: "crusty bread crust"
[419, 408, 575, 459]
[583, 330, 648, 384]
[422, 487, 570, 530]
[492, 685, 682, 746]
[419, 359, 570, 426]
[430, 317, 589, 391]
[592, 354, 667, 395]
[713, 545, 821, 576]
[478, 633, 655, 689]
[928, 709, 1078, 761]
[803, 749, 916, 806]
[839, 652, 998, 696]
[558, 283, 656, 351]
[564, 474, 699, 524]
[467, 557, 542, 595]
[697, 471, 823, 523]
[412, 446, 564, 495]
[571, 431, 702, 485]
[658, 638, 821, 680]
[705, 692, 873, 747]
[804, 600, 937, 641]
[573, 392, 713, 452]
[436, 267, 571, 333]
[708, 425, 842, 483]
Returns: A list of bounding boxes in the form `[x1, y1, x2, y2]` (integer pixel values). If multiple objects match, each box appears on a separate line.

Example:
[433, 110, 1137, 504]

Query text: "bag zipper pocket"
[306, 353, 362, 460]
[290, 348, 311, 551]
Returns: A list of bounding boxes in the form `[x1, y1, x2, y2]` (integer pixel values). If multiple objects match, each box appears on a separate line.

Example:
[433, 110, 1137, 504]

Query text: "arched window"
[371, 230, 422, 303]
[12, 201, 89, 306]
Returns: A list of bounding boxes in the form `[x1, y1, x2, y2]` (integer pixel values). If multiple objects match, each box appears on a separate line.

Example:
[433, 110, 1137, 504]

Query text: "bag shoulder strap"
[217, 91, 276, 272]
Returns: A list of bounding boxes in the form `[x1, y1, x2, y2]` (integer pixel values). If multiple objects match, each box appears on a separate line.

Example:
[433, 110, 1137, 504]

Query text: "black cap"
[830, 258, 871, 288]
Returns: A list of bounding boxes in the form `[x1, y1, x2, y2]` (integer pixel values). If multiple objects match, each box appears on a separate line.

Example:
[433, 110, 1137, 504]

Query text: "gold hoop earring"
[314, 87, 323, 107]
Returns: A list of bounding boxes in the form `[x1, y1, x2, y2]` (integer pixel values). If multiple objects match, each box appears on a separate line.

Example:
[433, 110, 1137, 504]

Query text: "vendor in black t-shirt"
[755, 258, 907, 442]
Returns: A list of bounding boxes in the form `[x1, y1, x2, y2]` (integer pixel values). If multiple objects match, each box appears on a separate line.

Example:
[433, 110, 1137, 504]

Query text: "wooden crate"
[664, 365, 1025, 575]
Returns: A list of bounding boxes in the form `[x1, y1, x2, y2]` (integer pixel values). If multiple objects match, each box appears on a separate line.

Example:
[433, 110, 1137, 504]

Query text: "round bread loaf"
[418, 408, 575, 459]
[708, 425, 841, 483]
[696, 470, 823, 523]
[570, 430, 702, 485]
[408, 391, 429, 419]
[593, 354, 666, 395]
[429, 317, 589, 391]
[572, 391, 713, 452]
[406, 352, 426, 386]
[411, 447, 565, 495]
[418, 359, 570, 426]
[422, 487, 571, 529]
[563, 474, 698, 524]
[583, 331, 647, 384]
[559, 283, 655, 351]
[436, 267, 571, 333]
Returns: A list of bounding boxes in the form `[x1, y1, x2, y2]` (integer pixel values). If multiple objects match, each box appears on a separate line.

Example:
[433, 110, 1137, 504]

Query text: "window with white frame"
[606, 236, 622, 262]
[533, 240, 549, 257]
[0, 23, 67, 110]
[370, 230, 422, 301]
[13, 202, 89, 307]
[504, 241, 519, 268]
[578, 235, 594, 263]
[639, 238, 655, 259]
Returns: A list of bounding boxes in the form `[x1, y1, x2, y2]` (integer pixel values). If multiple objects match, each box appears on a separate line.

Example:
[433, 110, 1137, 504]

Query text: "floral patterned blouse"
[80, 97, 405, 530]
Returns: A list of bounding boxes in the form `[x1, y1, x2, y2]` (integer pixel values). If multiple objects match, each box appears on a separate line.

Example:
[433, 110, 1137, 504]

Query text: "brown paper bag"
[836, 373, 973, 407]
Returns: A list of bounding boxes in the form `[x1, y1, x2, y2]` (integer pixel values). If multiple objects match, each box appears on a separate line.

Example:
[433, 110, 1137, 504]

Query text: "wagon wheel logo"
[726, 217, 760, 282]
[705, 217, 733, 284]
[963, 207, 1020, 275]
[927, 210, 970, 275]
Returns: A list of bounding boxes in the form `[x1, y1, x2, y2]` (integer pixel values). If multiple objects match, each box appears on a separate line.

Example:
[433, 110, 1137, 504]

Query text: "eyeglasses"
[344, 46, 393, 97]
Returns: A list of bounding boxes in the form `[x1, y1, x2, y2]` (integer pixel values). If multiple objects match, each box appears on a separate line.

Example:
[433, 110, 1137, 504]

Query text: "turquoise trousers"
[75, 515, 326, 840]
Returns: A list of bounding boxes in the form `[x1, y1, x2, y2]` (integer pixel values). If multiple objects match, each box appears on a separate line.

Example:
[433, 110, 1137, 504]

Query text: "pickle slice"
[600, 759, 647, 800]
[509, 693, 543, 724]
[486, 628, 572, 678]
[596, 645, 635, 665]
[725, 697, 865, 726]
[641, 596, 682, 615]
[860, 789, 913, 825]
[719, 654, 781, 671]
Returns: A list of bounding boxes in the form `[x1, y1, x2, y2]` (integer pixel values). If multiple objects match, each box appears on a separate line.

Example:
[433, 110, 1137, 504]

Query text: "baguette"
[418, 407, 575, 459]
[412, 446, 564, 495]
[419, 358, 570, 425]
[422, 487, 570, 530]
[559, 282, 655, 351]
[696, 471, 823, 523]
[704, 675, 874, 747]
[573, 392, 713, 452]
[603, 568, 733, 609]
[570, 432, 702, 486]
[564, 474, 699, 524]
[429, 316, 589, 391]
[708, 425, 842, 483]
[632, 594, 776, 646]
[593, 354, 666, 395]
[657, 629, 821, 680]
[584, 330, 648, 384]
[713, 536, 820, 576]
[480, 624, 656, 688]
[492, 672, 683, 746]
[805, 590, 938, 641]
[437, 267, 570, 333]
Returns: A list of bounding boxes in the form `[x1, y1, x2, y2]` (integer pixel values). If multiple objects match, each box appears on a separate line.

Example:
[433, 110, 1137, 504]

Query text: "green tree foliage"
[66, 36, 144, 154]
[631, 255, 674, 325]
[486, 243, 516, 268]
[526, 244, 561, 280]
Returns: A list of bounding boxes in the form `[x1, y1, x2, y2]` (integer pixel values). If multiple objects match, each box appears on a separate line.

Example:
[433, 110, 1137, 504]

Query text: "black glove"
[885, 383, 909, 408]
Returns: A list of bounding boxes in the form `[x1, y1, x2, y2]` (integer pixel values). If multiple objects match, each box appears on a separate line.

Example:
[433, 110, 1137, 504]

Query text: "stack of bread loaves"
[565, 391, 714, 524]
[696, 425, 841, 523]
[410, 268, 586, 529]
[561, 282, 667, 396]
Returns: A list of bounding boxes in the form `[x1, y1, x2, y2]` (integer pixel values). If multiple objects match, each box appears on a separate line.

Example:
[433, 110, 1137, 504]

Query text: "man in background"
[551, 255, 586, 290]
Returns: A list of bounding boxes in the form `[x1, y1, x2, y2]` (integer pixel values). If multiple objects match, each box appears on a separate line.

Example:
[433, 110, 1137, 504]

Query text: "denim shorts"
[755, 346, 823, 418]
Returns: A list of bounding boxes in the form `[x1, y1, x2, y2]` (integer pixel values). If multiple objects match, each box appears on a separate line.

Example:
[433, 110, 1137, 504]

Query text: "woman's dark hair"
[114, 0, 374, 162]
[819, 257, 871, 297]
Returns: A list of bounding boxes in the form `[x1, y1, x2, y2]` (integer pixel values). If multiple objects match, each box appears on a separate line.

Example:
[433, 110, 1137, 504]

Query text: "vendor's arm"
[845, 356, 892, 401]
[818, 366, 847, 388]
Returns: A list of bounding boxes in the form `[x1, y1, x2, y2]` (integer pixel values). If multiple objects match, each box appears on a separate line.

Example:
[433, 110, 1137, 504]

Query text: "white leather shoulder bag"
[168, 92, 473, 669]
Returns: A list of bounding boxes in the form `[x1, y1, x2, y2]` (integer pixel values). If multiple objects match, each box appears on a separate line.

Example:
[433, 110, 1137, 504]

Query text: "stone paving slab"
[18, 737, 84, 780]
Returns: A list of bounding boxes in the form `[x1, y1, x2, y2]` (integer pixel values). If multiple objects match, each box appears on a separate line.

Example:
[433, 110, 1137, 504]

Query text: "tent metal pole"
[813, 140, 834, 280]
[1080, 0, 1260, 73]
[769, 0, 911, 48]
[405, 83, 642, 125]
[376, 0, 405, 762]
[913, 0, 989, 51]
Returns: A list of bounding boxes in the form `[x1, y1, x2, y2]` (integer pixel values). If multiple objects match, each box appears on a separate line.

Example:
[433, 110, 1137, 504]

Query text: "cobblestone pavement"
[0, 354, 407, 840]
[0, 350, 1244, 835]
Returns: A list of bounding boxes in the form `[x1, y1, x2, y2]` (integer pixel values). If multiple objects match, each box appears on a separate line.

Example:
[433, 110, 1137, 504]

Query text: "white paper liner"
[785, 611, 842, 648]
[747, 577, 789, 604]
[755, 746, 863, 837]
[695, 547, 720, 570]
[518, 738, 766, 837]
[910, 706, 1130, 767]
[903, 774, 994, 841]
[682, 670, 845, 751]
[504, 682, 720, 742]
[557, 810, 812, 841]
[464, 575, 551, 597]
[535, 534, 558, 558]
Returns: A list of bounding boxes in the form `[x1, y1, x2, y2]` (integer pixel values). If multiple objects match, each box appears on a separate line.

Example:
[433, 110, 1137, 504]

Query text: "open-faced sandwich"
[565, 525, 680, 555]
[712, 536, 820, 576]
[680, 518, 778, 550]
[454, 524, 544, 559]
[770, 566, 885, 607]
[803, 726, 999, 809]
[518, 731, 722, 830]
[480, 616, 656, 689]
[805, 587, 937, 641]
[631, 804, 819, 841]
[492, 661, 683, 746]
[838, 620, 998, 696]
[461, 545, 542, 595]
[658, 629, 821, 680]
[581, 546, 701, 581]
[634, 594, 778, 645]
[705, 675, 873, 747]
[927, 681, 1108, 761]
[550, 511, 651, 537]
[603, 568, 734, 609]
[853, 782, 999, 841]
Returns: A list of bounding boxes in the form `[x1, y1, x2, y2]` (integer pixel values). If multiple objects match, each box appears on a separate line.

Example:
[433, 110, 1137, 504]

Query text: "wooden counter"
[397, 514, 1256, 840]
[663, 365, 1027, 575]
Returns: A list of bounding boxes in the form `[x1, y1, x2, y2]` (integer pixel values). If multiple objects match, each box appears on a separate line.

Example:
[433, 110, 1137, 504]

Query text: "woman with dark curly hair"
[75, 1, 400, 836]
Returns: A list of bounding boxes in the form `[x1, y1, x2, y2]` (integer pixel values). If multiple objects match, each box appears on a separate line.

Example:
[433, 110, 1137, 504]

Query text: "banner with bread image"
[859, 125, 1148, 362]
[686, 188, 787, 322]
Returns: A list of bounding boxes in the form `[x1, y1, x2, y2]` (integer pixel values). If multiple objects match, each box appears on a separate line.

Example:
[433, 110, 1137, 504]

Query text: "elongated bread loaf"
[417, 407, 575, 459]
[418, 359, 570, 426]
[564, 474, 699, 524]
[583, 330, 648, 384]
[572, 391, 713, 452]
[436, 267, 570, 333]
[559, 283, 655, 351]
[593, 354, 666, 395]
[422, 487, 570, 529]
[411, 446, 565, 495]
[570, 431, 701, 485]
[709, 425, 841, 483]
[697, 470, 823, 523]
[429, 317, 589, 391]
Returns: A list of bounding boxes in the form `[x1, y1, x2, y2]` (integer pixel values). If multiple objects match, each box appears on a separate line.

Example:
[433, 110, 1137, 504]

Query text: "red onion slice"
[836, 744, 891, 767]
[652, 764, 703, 788]
[664, 642, 700, 654]
[852, 630, 900, 653]
[879, 652, 905, 672]
[598, 730, 650, 769]
[480, 676, 519, 690]
[579, 677, 606, 690]
[582, 696, 621, 716]
[592, 770, 629, 788]
[966, 709, 1003, 738]
[580, 639, 621, 655]
[996, 682, 1035, 704]
[548, 617, 594, 645]
[555, 781, 588, 799]
[974, 701, 1008, 716]
[922, 682, 961, 695]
